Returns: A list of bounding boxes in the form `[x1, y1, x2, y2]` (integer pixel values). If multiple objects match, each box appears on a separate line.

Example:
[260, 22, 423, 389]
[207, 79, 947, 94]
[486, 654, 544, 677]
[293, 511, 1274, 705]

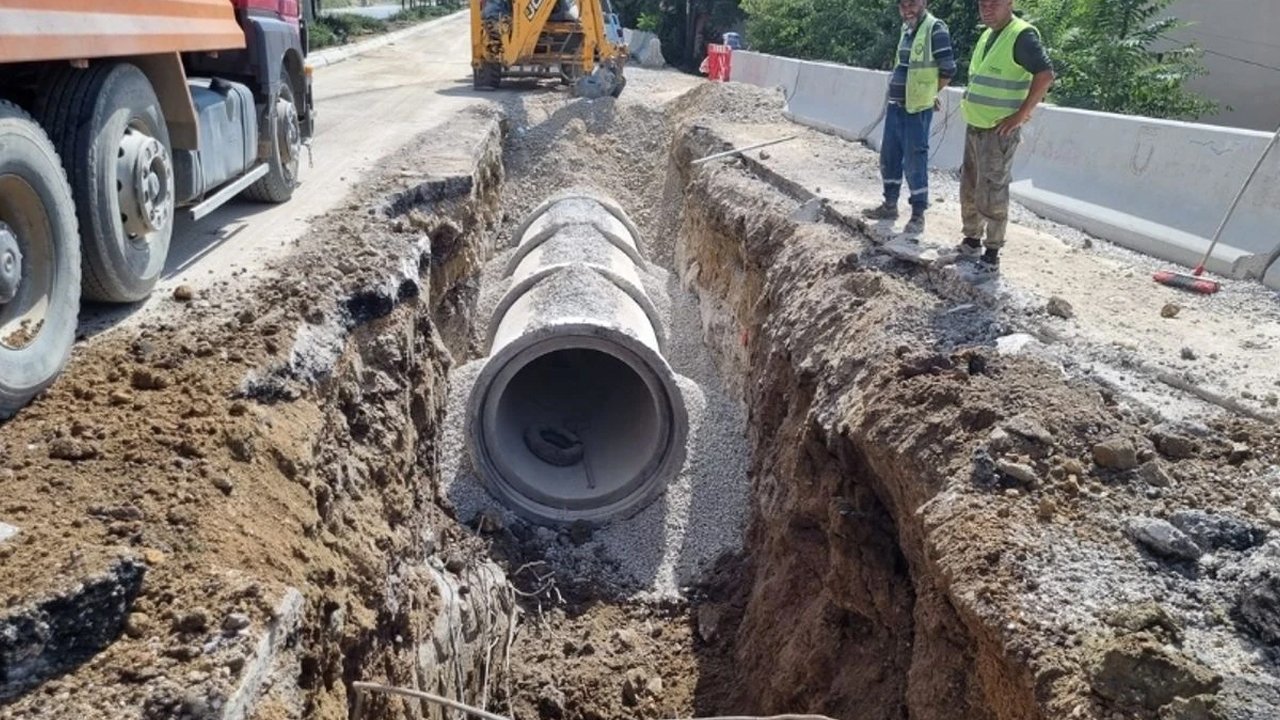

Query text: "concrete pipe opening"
[467, 191, 688, 525]
[471, 334, 685, 524]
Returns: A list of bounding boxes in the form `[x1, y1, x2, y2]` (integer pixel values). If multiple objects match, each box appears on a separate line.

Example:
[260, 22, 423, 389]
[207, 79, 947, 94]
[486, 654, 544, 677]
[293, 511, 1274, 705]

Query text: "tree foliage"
[614, 0, 745, 67]
[741, 0, 1216, 119]
[1020, 0, 1216, 119]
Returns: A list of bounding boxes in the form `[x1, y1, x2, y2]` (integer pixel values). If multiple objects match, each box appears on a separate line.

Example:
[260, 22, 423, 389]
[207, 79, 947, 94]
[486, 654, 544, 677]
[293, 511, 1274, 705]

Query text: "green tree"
[1010, 0, 1216, 118]
[740, 0, 815, 58]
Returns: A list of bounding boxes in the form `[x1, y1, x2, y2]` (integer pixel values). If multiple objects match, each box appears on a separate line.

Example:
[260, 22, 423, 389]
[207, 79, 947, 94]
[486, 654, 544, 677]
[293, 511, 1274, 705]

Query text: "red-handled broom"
[1154, 124, 1280, 294]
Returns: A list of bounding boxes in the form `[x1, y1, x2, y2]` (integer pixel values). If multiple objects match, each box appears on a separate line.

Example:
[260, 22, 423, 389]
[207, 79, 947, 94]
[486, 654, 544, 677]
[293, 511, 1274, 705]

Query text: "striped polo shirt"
[888, 18, 957, 105]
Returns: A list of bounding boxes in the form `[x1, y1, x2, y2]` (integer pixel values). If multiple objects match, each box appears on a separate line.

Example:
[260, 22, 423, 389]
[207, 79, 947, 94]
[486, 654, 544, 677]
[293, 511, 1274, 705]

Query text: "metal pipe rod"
[691, 135, 799, 165]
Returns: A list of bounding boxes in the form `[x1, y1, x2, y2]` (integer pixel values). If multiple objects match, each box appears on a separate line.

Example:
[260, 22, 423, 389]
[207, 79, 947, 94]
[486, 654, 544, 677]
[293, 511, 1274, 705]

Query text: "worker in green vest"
[957, 0, 1055, 271]
[861, 0, 956, 235]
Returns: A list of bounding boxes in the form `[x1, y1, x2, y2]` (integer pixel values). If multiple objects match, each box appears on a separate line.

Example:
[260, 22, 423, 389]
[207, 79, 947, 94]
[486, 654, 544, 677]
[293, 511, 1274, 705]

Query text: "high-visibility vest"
[904, 13, 940, 113]
[962, 15, 1036, 128]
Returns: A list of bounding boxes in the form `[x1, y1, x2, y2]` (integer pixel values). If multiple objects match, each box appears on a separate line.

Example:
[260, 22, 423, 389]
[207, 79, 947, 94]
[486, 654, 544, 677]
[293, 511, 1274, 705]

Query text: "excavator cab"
[471, 0, 628, 98]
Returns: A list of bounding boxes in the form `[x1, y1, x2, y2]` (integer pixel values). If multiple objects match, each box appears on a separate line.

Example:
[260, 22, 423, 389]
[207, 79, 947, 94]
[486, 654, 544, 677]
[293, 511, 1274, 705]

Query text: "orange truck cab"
[0, 1, 317, 416]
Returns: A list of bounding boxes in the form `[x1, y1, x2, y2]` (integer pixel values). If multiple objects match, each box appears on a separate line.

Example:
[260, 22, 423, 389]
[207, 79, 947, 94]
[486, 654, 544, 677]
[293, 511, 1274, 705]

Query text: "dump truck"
[0, 0, 316, 416]
[471, 0, 628, 97]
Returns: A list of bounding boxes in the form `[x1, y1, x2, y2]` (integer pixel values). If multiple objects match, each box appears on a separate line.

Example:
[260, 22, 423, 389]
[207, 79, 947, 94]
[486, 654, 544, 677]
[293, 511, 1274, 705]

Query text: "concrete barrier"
[785, 60, 888, 143]
[730, 50, 1280, 288]
[1011, 110, 1280, 281]
[730, 50, 800, 97]
[623, 29, 665, 67]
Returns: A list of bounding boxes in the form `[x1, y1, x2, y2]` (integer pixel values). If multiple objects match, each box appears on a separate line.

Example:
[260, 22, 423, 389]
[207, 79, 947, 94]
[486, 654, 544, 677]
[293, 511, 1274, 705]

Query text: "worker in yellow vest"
[861, 0, 956, 235]
[958, 0, 1055, 271]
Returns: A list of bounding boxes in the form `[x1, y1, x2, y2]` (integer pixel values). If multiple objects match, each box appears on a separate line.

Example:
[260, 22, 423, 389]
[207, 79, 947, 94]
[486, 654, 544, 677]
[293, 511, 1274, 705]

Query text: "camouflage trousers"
[960, 124, 1021, 249]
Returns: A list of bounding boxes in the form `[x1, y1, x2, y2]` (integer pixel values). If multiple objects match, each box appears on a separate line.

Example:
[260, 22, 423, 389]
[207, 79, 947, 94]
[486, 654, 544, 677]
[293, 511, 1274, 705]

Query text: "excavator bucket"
[572, 62, 626, 99]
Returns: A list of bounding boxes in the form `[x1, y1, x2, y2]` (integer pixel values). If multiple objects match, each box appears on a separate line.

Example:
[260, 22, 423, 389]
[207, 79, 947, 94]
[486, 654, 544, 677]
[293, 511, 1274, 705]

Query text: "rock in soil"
[537, 684, 567, 719]
[1004, 413, 1054, 445]
[1093, 437, 1140, 470]
[48, 438, 100, 461]
[1158, 695, 1223, 720]
[173, 607, 210, 634]
[1238, 543, 1280, 644]
[131, 368, 170, 391]
[221, 613, 251, 634]
[1087, 633, 1221, 711]
[996, 459, 1039, 486]
[1046, 295, 1075, 319]
[1149, 423, 1199, 460]
[1137, 461, 1174, 487]
[1105, 601, 1182, 641]
[1161, 302, 1182, 319]
[621, 667, 663, 706]
[1168, 510, 1266, 552]
[1129, 517, 1203, 561]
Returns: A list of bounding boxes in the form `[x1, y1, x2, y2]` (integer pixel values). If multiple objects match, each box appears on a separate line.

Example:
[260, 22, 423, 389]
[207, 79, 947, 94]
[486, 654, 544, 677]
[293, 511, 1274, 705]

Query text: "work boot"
[862, 202, 898, 221]
[903, 209, 925, 235]
[957, 237, 982, 257]
[977, 248, 1001, 271]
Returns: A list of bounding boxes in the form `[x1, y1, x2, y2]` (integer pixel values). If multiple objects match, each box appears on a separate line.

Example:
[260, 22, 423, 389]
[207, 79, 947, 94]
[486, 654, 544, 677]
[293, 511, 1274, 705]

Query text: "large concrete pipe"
[467, 192, 687, 525]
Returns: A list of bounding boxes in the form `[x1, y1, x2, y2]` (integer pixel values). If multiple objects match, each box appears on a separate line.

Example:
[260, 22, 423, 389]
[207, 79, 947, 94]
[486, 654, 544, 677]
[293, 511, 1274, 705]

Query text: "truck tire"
[41, 63, 174, 303]
[243, 69, 302, 203]
[0, 101, 81, 418]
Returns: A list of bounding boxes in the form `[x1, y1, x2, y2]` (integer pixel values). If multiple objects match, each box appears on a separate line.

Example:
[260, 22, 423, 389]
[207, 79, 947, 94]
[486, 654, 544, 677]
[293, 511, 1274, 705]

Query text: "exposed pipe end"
[467, 323, 688, 526]
[467, 192, 687, 526]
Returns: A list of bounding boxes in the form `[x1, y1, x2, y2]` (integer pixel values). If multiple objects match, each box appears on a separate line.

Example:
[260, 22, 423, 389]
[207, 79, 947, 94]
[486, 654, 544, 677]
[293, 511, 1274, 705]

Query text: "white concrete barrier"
[730, 50, 800, 97]
[1010, 110, 1280, 281]
[729, 50, 1280, 288]
[623, 29, 665, 67]
[785, 60, 888, 143]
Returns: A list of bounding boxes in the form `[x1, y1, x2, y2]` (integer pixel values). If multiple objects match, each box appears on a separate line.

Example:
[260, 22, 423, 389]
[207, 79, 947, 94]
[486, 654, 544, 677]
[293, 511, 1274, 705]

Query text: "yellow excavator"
[470, 0, 628, 98]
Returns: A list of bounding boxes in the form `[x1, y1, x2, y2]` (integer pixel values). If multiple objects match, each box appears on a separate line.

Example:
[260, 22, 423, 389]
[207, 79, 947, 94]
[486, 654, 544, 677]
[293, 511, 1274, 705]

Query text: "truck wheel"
[244, 70, 302, 203]
[42, 63, 174, 303]
[0, 101, 81, 418]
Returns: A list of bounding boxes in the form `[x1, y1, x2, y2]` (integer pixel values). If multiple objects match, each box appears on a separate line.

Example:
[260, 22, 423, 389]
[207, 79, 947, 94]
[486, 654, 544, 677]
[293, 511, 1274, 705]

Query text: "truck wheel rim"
[0, 221, 21, 305]
[116, 125, 173, 244]
[0, 176, 53, 351]
[277, 97, 300, 185]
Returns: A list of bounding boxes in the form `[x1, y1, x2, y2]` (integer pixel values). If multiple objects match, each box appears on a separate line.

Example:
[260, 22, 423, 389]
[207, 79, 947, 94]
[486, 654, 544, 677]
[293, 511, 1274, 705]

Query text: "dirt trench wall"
[0, 111, 512, 720]
[674, 131, 1045, 720]
[257, 115, 511, 720]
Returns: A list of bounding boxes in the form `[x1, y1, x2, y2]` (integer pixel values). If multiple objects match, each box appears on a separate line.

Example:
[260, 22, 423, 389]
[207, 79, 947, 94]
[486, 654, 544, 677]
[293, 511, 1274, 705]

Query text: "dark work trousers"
[879, 102, 934, 211]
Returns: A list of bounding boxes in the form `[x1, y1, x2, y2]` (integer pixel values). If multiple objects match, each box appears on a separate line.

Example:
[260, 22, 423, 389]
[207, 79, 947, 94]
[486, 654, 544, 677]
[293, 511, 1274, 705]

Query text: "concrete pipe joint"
[467, 193, 688, 526]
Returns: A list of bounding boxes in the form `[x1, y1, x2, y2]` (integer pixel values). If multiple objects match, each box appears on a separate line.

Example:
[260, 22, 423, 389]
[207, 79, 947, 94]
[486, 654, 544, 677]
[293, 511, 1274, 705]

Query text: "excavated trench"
[379, 88, 1046, 720]
[7, 83, 1274, 720]
[240, 85, 1265, 720]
